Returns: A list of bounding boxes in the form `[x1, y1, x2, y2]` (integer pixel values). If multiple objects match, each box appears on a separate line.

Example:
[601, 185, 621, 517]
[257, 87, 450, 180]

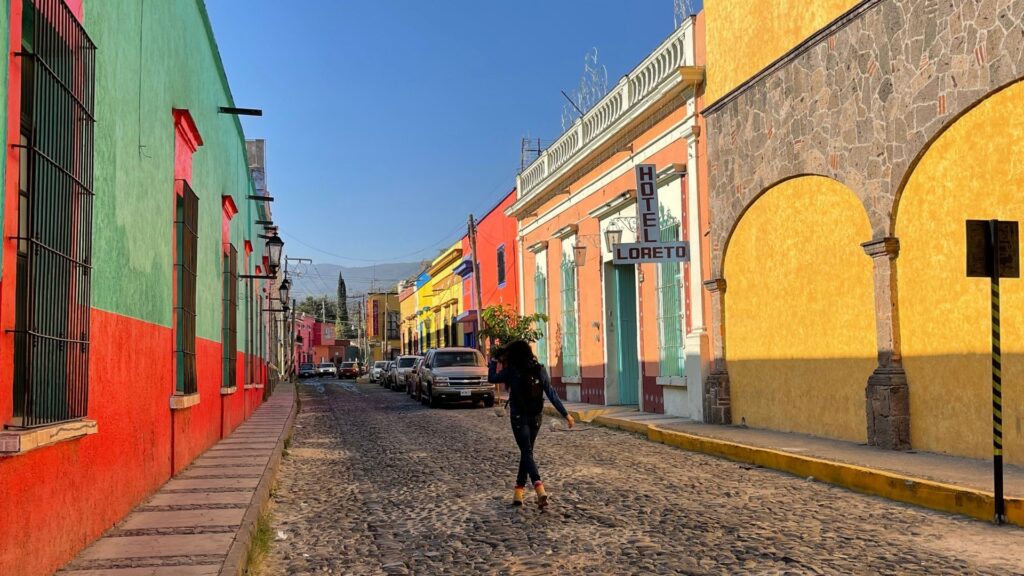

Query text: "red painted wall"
[0, 307, 266, 576]
[462, 190, 519, 315]
[0, 310, 170, 576]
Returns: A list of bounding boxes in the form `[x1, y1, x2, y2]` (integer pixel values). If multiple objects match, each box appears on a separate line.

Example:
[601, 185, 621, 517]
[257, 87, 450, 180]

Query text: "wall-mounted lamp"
[604, 225, 623, 252]
[573, 244, 587, 266]
[264, 235, 284, 274]
[279, 277, 291, 306]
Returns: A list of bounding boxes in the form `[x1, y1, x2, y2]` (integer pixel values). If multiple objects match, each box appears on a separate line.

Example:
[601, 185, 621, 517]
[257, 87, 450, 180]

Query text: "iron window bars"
[560, 254, 580, 378]
[534, 269, 547, 366]
[222, 245, 238, 389]
[174, 182, 199, 395]
[10, 0, 97, 428]
[497, 246, 506, 286]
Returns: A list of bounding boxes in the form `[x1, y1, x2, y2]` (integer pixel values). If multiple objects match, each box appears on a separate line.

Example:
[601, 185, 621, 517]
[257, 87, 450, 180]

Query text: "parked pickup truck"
[417, 347, 494, 408]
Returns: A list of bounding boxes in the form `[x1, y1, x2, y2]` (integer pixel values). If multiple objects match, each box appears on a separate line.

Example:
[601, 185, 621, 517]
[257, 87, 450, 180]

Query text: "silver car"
[391, 355, 420, 391]
[370, 361, 388, 383]
[418, 347, 494, 408]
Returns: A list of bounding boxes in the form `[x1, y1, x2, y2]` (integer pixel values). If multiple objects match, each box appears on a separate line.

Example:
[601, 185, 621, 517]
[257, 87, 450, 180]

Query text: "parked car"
[378, 361, 393, 387]
[418, 347, 493, 408]
[317, 362, 338, 378]
[339, 361, 360, 379]
[408, 352, 432, 397]
[391, 355, 420, 391]
[370, 361, 389, 384]
[297, 362, 317, 379]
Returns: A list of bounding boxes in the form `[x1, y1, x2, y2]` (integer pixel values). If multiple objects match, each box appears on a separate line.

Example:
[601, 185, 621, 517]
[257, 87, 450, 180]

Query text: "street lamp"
[573, 244, 587, 267]
[604, 224, 623, 252]
[279, 277, 291, 306]
[264, 235, 284, 274]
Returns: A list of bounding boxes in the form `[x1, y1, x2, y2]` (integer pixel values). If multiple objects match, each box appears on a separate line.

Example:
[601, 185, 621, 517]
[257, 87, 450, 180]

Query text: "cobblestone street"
[261, 381, 1024, 575]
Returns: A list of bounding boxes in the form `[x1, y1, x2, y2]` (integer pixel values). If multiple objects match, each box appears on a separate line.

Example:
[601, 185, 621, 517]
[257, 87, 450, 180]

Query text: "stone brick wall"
[705, 0, 1024, 276]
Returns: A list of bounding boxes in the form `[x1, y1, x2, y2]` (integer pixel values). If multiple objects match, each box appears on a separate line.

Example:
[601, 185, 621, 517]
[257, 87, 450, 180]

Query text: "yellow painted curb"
[593, 414, 651, 435]
[546, 403, 1024, 527]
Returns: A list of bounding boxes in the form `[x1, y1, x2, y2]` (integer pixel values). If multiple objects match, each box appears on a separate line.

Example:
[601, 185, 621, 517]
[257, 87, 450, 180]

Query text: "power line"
[280, 170, 520, 266]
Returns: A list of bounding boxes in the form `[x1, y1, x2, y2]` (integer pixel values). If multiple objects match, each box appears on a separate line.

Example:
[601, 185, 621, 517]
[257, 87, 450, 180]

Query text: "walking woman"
[488, 340, 574, 509]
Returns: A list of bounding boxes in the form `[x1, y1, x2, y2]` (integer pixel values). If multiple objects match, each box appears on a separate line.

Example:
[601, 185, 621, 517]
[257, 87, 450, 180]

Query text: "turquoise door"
[612, 265, 639, 405]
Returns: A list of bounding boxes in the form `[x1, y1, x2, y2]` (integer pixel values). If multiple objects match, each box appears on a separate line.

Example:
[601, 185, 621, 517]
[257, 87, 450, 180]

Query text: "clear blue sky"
[206, 1, 696, 264]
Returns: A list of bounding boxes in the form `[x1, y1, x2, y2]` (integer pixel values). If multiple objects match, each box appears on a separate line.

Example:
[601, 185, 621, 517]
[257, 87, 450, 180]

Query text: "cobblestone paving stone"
[261, 380, 1024, 575]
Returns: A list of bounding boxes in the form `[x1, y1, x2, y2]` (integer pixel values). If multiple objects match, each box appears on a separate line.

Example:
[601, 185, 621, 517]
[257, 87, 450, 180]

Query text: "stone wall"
[706, 0, 1024, 275]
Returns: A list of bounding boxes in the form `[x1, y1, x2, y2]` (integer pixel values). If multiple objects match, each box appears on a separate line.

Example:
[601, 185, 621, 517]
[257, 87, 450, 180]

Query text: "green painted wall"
[86, 0, 265, 345]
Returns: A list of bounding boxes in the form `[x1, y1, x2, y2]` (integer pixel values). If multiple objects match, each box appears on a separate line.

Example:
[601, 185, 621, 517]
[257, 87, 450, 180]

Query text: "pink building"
[293, 315, 315, 367]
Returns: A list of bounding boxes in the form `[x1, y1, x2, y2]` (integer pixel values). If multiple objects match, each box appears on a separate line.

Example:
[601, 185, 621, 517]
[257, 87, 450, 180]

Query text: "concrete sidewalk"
[546, 401, 1024, 527]
[59, 383, 296, 576]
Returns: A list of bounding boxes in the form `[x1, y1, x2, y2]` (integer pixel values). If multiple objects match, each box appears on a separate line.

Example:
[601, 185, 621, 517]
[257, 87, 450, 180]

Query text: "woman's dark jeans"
[511, 412, 543, 486]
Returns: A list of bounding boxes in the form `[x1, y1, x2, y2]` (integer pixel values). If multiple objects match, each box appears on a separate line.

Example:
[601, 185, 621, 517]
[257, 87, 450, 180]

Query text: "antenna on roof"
[673, 0, 696, 28]
[520, 136, 543, 173]
[561, 47, 608, 131]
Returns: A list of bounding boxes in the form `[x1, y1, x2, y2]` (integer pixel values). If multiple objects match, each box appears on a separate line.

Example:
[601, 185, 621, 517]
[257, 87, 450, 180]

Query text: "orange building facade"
[510, 18, 709, 418]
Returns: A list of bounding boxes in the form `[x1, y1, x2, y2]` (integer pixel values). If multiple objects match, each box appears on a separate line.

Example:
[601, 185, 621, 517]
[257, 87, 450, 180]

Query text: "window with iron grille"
[534, 266, 547, 366]
[387, 310, 399, 341]
[560, 253, 579, 378]
[245, 280, 253, 385]
[222, 245, 238, 389]
[11, 0, 97, 428]
[496, 246, 506, 287]
[174, 182, 199, 395]
[657, 209, 685, 378]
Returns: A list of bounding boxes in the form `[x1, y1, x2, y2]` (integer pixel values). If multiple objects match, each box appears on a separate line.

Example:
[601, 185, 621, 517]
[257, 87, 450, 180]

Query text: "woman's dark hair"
[503, 340, 543, 391]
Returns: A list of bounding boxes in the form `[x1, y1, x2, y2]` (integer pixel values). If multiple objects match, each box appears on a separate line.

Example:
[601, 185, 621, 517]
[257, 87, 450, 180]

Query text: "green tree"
[337, 273, 355, 338]
[478, 304, 548, 353]
[296, 295, 339, 321]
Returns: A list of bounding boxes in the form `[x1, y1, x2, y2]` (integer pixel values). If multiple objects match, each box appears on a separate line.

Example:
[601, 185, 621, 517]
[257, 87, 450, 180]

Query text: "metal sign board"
[612, 241, 690, 265]
[635, 164, 660, 243]
[966, 220, 1020, 278]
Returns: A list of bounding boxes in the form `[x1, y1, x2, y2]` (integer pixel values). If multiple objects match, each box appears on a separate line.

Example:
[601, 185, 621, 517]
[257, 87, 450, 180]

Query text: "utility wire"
[281, 170, 519, 266]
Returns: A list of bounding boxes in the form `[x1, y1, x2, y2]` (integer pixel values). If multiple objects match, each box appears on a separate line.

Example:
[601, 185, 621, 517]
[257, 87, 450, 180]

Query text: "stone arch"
[894, 79, 1024, 463]
[705, 0, 1024, 278]
[890, 77, 1024, 234]
[719, 172, 851, 275]
[722, 175, 876, 442]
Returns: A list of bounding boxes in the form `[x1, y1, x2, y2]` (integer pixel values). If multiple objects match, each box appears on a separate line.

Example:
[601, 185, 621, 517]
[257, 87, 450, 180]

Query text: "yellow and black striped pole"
[989, 220, 1006, 524]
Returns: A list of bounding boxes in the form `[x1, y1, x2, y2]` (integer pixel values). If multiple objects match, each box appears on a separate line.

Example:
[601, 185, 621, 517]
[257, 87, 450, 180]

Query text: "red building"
[294, 314, 315, 365]
[458, 190, 519, 348]
[0, 2, 284, 574]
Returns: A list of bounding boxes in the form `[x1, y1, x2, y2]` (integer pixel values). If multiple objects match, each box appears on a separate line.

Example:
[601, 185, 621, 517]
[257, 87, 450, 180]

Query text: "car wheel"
[427, 388, 439, 408]
[484, 397, 494, 408]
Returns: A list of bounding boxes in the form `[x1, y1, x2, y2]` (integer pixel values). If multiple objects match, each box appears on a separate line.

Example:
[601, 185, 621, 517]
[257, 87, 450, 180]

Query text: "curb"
[220, 384, 298, 576]
[545, 405, 1024, 527]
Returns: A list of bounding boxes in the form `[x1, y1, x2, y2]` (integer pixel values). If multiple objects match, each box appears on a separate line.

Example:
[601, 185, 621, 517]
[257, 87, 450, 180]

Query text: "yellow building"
[365, 291, 400, 361]
[398, 280, 418, 355]
[430, 244, 465, 349]
[702, 0, 1024, 464]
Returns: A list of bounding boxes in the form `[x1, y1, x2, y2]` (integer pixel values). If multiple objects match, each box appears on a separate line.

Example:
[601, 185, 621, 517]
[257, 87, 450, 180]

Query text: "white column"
[682, 114, 707, 422]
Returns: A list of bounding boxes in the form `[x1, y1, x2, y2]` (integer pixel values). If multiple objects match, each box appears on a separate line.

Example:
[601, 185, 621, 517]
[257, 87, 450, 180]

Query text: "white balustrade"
[517, 24, 691, 203]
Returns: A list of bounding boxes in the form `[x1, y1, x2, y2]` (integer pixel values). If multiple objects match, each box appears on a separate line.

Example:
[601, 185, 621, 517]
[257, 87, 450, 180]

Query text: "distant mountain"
[289, 261, 426, 302]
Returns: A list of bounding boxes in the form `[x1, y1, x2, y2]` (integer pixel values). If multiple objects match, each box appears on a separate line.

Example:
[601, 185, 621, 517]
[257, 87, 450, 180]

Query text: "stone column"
[861, 237, 911, 450]
[702, 278, 731, 424]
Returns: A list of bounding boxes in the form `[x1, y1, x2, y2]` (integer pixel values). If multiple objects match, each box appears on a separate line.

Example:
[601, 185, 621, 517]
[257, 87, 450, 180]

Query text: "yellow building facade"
[703, 0, 1024, 463]
[411, 242, 464, 353]
[365, 291, 400, 362]
[398, 281, 417, 355]
[427, 243, 464, 349]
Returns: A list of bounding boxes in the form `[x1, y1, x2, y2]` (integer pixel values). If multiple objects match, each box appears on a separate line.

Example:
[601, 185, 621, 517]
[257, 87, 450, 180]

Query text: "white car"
[369, 361, 389, 383]
[317, 362, 337, 378]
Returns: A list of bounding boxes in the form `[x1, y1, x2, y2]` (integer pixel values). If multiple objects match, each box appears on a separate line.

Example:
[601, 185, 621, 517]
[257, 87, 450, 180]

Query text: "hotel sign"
[612, 164, 690, 265]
